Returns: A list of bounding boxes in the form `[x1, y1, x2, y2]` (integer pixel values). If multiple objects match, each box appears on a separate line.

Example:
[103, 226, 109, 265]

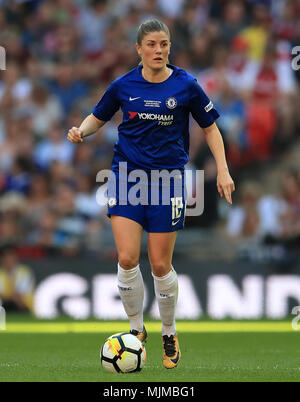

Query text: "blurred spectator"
[52, 24, 81, 63]
[197, 46, 229, 100]
[27, 209, 60, 249]
[4, 155, 33, 195]
[157, 0, 185, 18]
[226, 36, 259, 98]
[46, 61, 89, 115]
[92, 130, 115, 170]
[27, 173, 50, 210]
[263, 169, 300, 256]
[189, 34, 212, 71]
[75, 172, 106, 218]
[214, 79, 247, 170]
[0, 214, 22, 244]
[77, 0, 110, 56]
[0, 245, 35, 312]
[34, 122, 74, 170]
[0, 62, 32, 112]
[272, 0, 298, 41]
[246, 101, 276, 161]
[278, 169, 300, 240]
[0, 28, 28, 68]
[12, 109, 35, 161]
[72, 141, 94, 175]
[48, 160, 74, 189]
[240, 3, 270, 61]
[0, 119, 19, 173]
[220, 1, 248, 45]
[30, 85, 63, 138]
[53, 183, 86, 249]
[24, 173, 51, 232]
[141, 0, 159, 20]
[248, 42, 296, 158]
[226, 181, 286, 240]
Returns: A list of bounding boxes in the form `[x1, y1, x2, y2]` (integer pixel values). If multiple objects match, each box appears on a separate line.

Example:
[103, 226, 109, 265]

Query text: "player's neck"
[141, 65, 171, 83]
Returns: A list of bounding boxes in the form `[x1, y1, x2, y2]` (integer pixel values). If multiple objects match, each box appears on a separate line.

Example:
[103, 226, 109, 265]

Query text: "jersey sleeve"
[188, 78, 220, 128]
[92, 80, 121, 121]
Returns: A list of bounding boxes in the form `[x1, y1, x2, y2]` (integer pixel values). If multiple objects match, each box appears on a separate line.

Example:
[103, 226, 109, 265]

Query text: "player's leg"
[148, 231, 181, 368]
[148, 231, 178, 336]
[111, 215, 147, 342]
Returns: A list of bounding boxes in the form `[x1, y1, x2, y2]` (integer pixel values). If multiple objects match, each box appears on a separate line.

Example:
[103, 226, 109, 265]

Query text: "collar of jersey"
[138, 64, 176, 84]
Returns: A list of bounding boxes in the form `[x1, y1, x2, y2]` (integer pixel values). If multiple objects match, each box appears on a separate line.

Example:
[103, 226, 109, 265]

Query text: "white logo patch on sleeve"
[205, 101, 213, 112]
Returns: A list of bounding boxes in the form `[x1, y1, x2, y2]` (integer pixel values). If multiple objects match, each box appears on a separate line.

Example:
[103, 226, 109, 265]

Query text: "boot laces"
[163, 335, 176, 357]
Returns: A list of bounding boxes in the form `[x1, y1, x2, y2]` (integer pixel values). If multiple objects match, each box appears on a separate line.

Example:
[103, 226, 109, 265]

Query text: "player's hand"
[217, 168, 235, 204]
[67, 127, 83, 143]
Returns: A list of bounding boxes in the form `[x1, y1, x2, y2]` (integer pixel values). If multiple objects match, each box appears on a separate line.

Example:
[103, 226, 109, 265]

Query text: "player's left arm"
[202, 122, 235, 204]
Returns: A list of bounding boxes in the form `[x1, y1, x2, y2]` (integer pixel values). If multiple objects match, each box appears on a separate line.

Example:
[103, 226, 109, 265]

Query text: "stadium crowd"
[0, 0, 299, 259]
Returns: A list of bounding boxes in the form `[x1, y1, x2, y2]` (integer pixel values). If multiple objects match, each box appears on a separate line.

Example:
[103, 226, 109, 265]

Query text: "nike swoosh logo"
[172, 219, 181, 226]
[129, 97, 140, 101]
[170, 351, 180, 364]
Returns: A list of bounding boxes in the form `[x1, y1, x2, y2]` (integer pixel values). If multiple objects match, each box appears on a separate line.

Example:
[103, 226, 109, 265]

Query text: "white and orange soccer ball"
[100, 332, 146, 373]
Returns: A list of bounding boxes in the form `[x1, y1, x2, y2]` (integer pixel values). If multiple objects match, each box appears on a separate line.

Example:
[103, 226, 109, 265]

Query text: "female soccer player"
[68, 19, 235, 369]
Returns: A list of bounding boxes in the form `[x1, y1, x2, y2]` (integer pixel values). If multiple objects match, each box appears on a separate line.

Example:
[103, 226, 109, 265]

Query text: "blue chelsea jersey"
[92, 64, 219, 171]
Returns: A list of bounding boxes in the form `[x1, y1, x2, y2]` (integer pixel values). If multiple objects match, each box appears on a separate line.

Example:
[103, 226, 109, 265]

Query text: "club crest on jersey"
[166, 97, 177, 109]
[108, 197, 117, 207]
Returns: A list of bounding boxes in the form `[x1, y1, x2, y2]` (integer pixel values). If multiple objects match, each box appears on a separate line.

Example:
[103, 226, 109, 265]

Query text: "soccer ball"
[100, 332, 146, 373]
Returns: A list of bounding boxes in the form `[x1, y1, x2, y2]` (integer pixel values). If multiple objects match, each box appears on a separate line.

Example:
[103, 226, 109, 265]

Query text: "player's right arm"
[67, 114, 106, 143]
[69, 78, 121, 143]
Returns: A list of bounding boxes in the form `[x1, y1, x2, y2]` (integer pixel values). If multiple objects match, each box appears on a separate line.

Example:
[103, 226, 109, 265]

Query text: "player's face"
[136, 31, 170, 71]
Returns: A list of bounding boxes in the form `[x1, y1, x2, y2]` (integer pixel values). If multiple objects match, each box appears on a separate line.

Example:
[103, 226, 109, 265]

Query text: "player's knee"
[151, 261, 171, 277]
[118, 255, 139, 270]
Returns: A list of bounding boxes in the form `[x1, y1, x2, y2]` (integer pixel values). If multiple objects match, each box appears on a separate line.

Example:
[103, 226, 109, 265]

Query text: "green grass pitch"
[0, 319, 299, 382]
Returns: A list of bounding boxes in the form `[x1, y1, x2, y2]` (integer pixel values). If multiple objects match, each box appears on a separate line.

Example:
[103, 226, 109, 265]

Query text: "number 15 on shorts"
[171, 196, 184, 223]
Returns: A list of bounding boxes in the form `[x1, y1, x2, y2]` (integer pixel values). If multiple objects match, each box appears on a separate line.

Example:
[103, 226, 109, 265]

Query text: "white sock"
[117, 263, 144, 332]
[152, 266, 178, 337]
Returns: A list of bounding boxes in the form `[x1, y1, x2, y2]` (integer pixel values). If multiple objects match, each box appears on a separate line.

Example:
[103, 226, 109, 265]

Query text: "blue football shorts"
[106, 167, 186, 233]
